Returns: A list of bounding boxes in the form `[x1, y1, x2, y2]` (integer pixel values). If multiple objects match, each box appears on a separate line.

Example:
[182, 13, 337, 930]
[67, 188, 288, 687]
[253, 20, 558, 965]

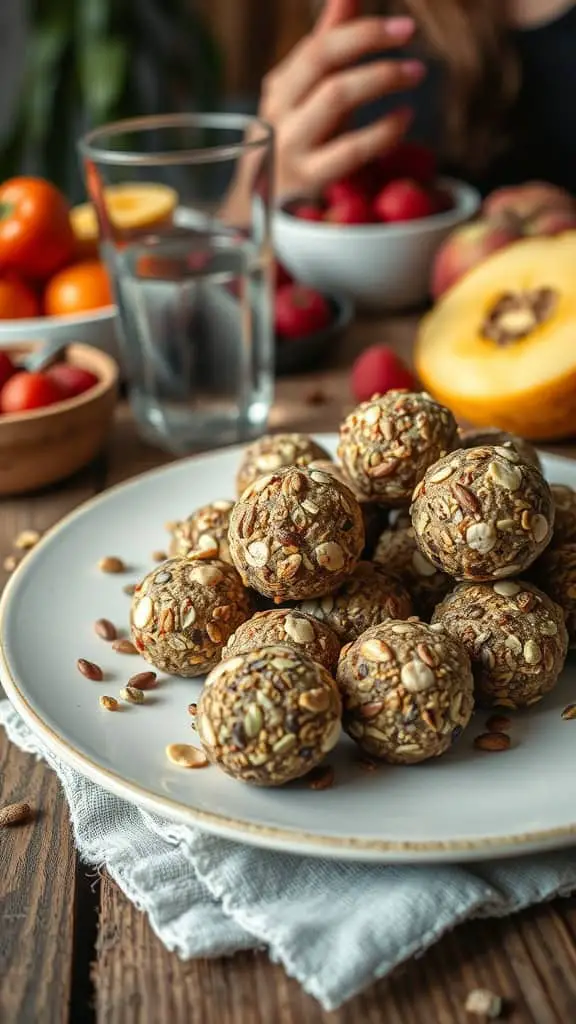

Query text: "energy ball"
[373, 526, 453, 621]
[236, 433, 331, 497]
[337, 620, 474, 764]
[295, 561, 413, 644]
[411, 445, 554, 581]
[308, 458, 387, 558]
[534, 542, 576, 646]
[169, 499, 234, 562]
[432, 580, 568, 708]
[221, 608, 341, 674]
[550, 484, 576, 545]
[228, 465, 365, 602]
[338, 390, 458, 506]
[196, 645, 342, 786]
[130, 556, 251, 677]
[459, 427, 541, 471]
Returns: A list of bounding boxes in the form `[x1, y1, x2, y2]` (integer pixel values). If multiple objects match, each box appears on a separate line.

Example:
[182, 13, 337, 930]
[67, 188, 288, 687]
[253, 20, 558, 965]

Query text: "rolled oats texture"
[236, 433, 331, 497]
[228, 465, 365, 602]
[130, 556, 251, 677]
[549, 484, 576, 546]
[459, 427, 541, 471]
[410, 445, 554, 581]
[168, 499, 234, 563]
[336, 619, 474, 764]
[222, 608, 341, 674]
[308, 458, 388, 558]
[373, 525, 452, 621]
[196, 644, 342, 786]
[432, 580, 568, 708]
[295, 561, 413, 644]
[338, 390, 458, 506]
[533, 541, 576, 646]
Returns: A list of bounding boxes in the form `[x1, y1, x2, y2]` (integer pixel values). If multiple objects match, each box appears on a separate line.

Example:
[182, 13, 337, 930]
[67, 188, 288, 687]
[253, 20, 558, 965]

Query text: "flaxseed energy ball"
[130, 556, 251, 677]
[410, 445, 554, 581]
[432, 580, 567, 709]
[228, 465, 365, 602]
[236, 433, 331, 497]
[336, 620, 474, 764]
[295, 561, 413, 644]
[196, 645, 342, 786]
[169, 499, 234, 562]
[459, 427, 541, 471]
[550, 485, 576, 546]
[373, 526, 452, 621]
[338, 390, 458, 506]
[307, 458, 388, 558]
[533, 542, 576, 646]
[221, 608, 341, 674]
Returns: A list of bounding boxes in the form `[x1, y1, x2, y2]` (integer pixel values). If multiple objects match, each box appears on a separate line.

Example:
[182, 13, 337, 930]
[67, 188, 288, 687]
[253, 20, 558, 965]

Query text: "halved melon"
[70, 183, 178, 256]
[415, 232, 576, 440]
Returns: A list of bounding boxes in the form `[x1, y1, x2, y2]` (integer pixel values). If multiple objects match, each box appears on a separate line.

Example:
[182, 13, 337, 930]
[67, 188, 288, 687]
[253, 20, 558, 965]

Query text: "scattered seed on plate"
[464, 987, 503, 1018]
[356, 756, 378, 772]
[152, 550, 167, 562]
[77, 658, 103, 681]
[120, 685, 145, 704]
[188, 703, 198, 716]
[473, 732, 511, 752]
[98, 555, 126, 574]
[561, 703, 576, 720]
[14, 529, 41, 550]
[122, 583, 137, 596]
[166, 743, 209, 768]
[0, 801, 32, 827]
[307, 765, 335, 790]
[486, 714, 512, 733]
[3, 555, 18, 572]
[94, 618, 117, 642]
[112, 638, 138, 655]
[99, 695, 119, 711]
[128, 671, 157, 690]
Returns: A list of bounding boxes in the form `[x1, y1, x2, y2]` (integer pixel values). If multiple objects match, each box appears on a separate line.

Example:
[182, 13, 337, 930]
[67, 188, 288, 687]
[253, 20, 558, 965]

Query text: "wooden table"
[2, 317, 576, 1024]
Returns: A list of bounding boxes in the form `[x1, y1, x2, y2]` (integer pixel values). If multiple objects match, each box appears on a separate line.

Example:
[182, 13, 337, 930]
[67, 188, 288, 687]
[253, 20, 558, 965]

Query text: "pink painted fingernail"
[385, 16, 416, 38]
[401, 60, 426, 81]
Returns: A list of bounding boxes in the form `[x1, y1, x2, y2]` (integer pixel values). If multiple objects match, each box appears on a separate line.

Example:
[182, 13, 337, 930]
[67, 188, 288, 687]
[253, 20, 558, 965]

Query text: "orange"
[44, 260, 113, 317]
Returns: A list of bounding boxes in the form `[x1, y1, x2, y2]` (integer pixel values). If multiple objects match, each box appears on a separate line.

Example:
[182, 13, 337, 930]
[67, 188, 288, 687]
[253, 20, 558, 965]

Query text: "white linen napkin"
[2, 697, 576, 1011]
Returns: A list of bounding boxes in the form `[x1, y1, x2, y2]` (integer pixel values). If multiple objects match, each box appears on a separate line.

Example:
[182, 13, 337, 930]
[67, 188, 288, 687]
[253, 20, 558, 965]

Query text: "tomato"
[46, 363, 99, 399]
[0, 276, 39, 319]
[0, 177, 75, 281]
[0, 371, 64, 414]
[44, 259, 113, 316]
[0, 351, 15, 389]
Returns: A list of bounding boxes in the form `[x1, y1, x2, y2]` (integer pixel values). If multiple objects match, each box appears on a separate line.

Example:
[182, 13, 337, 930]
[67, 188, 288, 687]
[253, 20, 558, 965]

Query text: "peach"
[483, 181, 575, 222]
[431, 218, 522, 300]
[525, 208, 576, 237]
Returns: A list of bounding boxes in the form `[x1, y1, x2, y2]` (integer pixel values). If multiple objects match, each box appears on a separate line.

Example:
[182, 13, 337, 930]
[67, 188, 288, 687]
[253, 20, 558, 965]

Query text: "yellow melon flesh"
[70, 183, 178, 244]
[415, 232, 576, 440]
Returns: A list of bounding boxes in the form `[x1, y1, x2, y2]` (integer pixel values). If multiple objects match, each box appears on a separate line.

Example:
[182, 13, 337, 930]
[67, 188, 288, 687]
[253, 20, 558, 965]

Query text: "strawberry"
[378, 142, 437, 186]
[351, 345, 417, 403]
[374, 178, 437, 223]
[325, 193, 373, 225]
[275, 284, 331, 338]
[291, 203, 324, 222]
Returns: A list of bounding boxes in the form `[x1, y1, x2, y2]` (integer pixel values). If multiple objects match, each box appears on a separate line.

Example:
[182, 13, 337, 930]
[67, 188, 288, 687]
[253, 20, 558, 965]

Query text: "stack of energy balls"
[129, 398, 571, 787]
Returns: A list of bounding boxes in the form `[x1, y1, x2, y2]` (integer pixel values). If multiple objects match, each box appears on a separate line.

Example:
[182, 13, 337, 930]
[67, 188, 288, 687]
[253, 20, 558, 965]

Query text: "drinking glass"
[79, 113, 274, 453]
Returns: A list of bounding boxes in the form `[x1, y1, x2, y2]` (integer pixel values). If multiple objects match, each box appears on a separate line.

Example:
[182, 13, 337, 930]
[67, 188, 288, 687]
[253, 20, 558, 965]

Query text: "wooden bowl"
[0, 342, 119, 495]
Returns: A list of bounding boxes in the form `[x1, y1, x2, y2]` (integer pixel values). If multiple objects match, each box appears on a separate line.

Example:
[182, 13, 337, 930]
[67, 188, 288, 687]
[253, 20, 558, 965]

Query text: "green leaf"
[76, 0, 114, 42]
[78, 38, 129, 126]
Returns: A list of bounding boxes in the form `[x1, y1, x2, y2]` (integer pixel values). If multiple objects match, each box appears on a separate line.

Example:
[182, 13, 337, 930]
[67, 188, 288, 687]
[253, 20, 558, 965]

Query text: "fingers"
[315, 0, 359, 32]
[286, 59, 425, 148]
[265, 17, 416, 115]
[302, 107, 413, 187]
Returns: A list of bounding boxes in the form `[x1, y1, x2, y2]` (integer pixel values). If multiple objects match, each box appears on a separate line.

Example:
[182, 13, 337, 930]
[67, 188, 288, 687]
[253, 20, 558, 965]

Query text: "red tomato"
[0, 177, 75, 281]
[46, 363, 99, 399]
[0, 350, 15, 389]
[0, 276, 39, 319]
[0, 371, 64, 414]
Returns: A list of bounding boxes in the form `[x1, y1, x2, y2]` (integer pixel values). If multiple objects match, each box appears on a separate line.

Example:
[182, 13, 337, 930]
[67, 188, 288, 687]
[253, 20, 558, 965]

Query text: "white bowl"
[273, 177, 480, 311]
[0, 305, 119, 358]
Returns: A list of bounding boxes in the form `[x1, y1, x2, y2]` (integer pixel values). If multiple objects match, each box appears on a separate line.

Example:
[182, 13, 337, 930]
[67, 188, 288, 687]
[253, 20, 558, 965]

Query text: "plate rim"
[2, 440, 576, 863]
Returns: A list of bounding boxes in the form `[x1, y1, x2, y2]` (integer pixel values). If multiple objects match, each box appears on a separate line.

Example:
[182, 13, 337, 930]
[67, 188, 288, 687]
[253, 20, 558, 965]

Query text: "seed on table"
[486, 714, 512, 733]
[119, 686, 145, 704]
[128, 671, 157, 690]
[356, 756, 378, 772]
[473, 732, 511, 752]
[3, 555, 18, 572]
[166, 743, 209, 768]
[99, 695, 119, 711]
[152, 550, 167, 563]
[561, 703, 576, 720]
[122, 583, 137, 596]
[307, 765, 335, 790]
[464, 987, 503, 1018]
[14, 529, 41, 550]
[94, 618, 117, 642]
[188, 703, 198, 716]
[112, 638, 138, 655]
[98, 555, 126, 574]
[0, 801, 32, 827]
[77, 658, 103, 681]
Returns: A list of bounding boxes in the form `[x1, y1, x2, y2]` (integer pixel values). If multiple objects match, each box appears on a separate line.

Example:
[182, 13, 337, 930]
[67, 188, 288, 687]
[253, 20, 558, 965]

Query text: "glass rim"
[78, 112, 273, 167]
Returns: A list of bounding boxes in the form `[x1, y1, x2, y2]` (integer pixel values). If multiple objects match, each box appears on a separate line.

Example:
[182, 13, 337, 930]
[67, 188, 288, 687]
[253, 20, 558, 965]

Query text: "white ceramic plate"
[2, 438, 576, 863]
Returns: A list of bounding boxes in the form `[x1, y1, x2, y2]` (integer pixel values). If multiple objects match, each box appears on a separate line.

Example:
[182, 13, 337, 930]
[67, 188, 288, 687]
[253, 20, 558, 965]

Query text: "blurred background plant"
[0, 0, 222, 199]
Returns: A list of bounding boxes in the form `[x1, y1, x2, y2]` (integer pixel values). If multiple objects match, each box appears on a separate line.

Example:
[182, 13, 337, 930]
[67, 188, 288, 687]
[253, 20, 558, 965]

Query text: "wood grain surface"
[1, 315, 576, 1023]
